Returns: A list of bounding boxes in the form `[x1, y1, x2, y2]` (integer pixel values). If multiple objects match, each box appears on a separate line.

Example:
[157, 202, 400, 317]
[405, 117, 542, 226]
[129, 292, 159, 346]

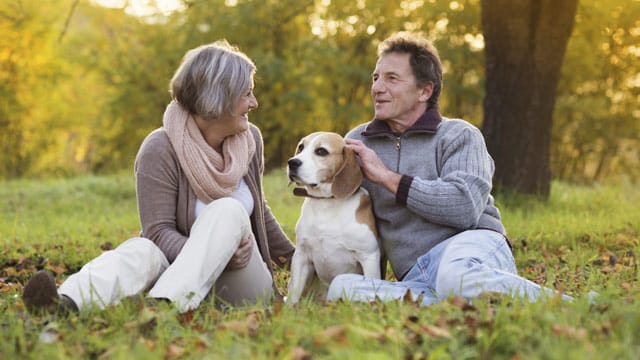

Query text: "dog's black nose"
[288, 158, 302, 171]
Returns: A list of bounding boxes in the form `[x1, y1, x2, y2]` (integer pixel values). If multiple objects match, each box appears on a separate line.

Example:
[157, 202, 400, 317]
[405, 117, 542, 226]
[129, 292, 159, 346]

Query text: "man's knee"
[326, 274, 363, 301]
[435, 257, 481, 297]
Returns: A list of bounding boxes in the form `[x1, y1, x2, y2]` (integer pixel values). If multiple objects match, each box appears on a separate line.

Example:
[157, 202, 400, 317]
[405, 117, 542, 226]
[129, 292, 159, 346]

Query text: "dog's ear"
[331, 146, 362, 199]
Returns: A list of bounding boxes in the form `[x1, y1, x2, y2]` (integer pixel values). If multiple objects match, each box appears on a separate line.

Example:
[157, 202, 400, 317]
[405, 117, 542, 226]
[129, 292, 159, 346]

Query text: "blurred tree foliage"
[0, 0, 638, 183]
[1, 1, 68, 177]
[553, 0, 640, 183]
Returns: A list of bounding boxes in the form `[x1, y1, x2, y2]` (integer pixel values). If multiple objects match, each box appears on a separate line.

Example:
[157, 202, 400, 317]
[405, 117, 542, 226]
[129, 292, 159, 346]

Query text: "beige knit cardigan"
[134, 124, 294, 272]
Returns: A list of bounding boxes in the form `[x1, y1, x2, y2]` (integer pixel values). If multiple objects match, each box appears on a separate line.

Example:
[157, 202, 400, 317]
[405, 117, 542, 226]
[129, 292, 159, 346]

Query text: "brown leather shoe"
[23, 270, 78, 315]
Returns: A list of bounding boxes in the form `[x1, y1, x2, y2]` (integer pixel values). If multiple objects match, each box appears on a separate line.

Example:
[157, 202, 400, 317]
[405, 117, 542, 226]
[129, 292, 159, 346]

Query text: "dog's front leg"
[287, 250, 314, 304]
[360, 252, 382, 280]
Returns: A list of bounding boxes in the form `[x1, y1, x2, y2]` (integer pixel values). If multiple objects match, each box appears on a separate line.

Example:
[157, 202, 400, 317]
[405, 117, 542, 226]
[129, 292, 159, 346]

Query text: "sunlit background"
[1, 0, 638, 185]
[93, 0, 184, 16]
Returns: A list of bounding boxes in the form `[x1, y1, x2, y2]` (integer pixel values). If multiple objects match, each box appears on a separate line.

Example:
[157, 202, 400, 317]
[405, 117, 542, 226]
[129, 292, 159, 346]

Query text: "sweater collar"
[361, 107, 442, 137]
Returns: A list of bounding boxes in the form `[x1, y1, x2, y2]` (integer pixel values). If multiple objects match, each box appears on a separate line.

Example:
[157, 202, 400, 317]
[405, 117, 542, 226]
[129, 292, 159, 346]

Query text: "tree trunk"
[481, 0, 578, 197]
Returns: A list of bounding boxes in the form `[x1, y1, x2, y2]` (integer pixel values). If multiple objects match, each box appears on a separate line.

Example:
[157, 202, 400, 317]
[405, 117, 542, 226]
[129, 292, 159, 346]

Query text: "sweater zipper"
[395, 136, 401, 172]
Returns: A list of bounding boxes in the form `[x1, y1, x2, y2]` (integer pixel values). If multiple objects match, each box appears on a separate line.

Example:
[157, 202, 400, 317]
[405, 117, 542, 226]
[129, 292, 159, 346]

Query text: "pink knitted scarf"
[162, 101, 256, 203]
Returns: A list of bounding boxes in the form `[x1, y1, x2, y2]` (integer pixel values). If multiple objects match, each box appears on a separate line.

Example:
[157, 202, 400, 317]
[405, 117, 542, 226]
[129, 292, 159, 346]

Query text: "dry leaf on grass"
[551, 324, 588, 340]
[48, 265, 67, 275]
[419, 323, 451, 338]
[313, 325, 348, 346]
[178, 309, 194, 325]
[166, 343, 185, 358]
[348, 325, 386, 342]
[0, 280, 21, 294]
[292, 346, 312, 360]
[217, 312, 260, 337]
[449, 295, 477, 311]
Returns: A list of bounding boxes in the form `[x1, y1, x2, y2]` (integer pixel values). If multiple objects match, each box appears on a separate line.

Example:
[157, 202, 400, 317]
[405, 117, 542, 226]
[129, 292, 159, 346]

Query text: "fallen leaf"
[419, 323, 451, 338]
[621, 282, 631, 290]
[217, 312, 260, 337]
[272, 297, 283, 317]
[141, 338, 156, 351]
[166, 344, 185, 358]
[597, 320, 614, 335]
[178, 310, 194, 325]
[551, 324, 587, 340]
[246, 311, 260, 330]
[218, 320, 250, 336]
[4, 267, 16, 277]
[314, 325, 348, 346]
[450, 296, 476, 311]
[48, 265, 66, 275]
[348, 325, 386, 342]
[0, 281, 21, 294]
[193, 337, 209, 350]
[292, 346, 312, 360]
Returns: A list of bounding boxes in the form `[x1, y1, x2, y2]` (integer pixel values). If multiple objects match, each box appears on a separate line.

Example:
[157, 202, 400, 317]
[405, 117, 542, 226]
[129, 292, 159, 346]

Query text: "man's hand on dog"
[345, 138, 401, 194]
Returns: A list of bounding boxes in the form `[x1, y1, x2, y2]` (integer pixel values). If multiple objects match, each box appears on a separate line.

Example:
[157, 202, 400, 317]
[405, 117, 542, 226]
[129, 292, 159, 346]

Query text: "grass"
[0, 170, 638, 359]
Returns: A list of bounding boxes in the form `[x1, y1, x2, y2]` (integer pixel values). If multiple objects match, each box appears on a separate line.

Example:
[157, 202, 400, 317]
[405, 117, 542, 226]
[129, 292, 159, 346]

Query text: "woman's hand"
[226, 234, 253, 270]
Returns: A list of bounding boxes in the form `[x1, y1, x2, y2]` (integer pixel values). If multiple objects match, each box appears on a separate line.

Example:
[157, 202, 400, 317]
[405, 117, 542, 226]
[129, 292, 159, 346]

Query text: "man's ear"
[419, 81, 434, 102]
[331, 146, 362, 199]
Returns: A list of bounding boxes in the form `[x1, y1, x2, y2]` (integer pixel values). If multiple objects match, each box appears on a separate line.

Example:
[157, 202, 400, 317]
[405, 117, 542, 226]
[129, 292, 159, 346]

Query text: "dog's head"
[287, 132, 362, 199]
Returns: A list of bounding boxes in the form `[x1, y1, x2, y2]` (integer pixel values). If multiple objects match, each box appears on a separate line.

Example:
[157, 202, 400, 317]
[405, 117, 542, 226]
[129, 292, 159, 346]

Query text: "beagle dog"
[286, 132, 381, 304]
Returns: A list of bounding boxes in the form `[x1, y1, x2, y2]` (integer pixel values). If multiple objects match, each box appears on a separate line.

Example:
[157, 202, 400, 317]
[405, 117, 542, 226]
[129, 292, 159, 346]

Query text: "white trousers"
[59, 198, 273, 312]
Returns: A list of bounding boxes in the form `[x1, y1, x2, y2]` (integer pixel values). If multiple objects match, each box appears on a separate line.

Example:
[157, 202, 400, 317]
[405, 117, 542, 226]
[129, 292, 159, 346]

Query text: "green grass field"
[1, 171, 638, 359]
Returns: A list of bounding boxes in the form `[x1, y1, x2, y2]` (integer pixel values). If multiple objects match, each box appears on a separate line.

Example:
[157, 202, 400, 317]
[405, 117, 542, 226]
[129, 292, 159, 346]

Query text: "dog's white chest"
[295, 195, 378, 284]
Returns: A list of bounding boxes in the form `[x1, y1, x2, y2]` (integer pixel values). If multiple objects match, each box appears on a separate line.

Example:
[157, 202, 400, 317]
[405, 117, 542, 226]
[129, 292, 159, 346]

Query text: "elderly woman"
[23, 40, 295, 313]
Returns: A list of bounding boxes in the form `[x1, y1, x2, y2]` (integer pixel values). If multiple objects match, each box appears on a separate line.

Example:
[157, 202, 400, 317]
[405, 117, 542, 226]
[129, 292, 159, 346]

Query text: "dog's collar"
[292, 187, 335, 199]
[292, 187, 361, 199]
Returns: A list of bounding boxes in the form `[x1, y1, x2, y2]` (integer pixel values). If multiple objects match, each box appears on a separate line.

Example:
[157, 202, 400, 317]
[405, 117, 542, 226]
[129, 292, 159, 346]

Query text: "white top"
[194, 178, 254, 218]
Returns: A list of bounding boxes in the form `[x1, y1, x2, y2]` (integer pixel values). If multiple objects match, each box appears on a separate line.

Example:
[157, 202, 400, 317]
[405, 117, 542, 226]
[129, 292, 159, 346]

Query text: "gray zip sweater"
[346, 108, 506, 279]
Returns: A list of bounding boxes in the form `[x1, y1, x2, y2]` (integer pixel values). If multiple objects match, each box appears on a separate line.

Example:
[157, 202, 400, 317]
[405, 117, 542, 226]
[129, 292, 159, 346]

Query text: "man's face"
[371, 52, 431, 130]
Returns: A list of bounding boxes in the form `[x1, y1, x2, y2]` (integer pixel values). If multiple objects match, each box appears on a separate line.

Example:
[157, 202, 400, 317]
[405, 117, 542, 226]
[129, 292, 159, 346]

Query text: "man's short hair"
[170, 40, 256, 119]
[378, 32, 442, 109]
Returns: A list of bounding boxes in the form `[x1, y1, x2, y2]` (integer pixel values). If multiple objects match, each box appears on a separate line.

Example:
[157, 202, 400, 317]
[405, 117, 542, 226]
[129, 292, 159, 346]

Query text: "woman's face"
[219, 78, 258, 136]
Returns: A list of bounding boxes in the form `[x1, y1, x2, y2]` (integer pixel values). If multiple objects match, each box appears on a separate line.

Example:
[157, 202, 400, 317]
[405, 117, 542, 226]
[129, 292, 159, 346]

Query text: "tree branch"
[58, 0, 79, 43]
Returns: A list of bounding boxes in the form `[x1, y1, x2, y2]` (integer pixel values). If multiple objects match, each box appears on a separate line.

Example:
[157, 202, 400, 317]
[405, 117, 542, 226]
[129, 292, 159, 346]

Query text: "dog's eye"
[296, 144, 304, 154]
[315, 147, 329, 156]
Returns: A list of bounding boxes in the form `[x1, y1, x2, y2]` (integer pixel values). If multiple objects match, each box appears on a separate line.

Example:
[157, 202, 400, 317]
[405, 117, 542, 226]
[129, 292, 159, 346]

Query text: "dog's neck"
[292, 187, 335, 199]
[292, 186, 361, 199]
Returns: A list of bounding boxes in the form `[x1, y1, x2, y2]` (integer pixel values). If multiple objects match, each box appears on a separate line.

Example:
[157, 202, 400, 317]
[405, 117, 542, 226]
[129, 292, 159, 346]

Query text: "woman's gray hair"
[170, 40, 256, 120]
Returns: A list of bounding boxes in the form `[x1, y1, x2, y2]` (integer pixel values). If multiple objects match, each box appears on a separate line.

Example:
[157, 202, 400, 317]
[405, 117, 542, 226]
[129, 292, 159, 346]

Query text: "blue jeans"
[326, 229, 573, 305]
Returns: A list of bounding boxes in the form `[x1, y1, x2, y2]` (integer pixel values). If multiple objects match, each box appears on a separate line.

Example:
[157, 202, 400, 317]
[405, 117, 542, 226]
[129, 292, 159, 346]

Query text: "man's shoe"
[23, 270, 78, 315]
[58, 294, 79, 314]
